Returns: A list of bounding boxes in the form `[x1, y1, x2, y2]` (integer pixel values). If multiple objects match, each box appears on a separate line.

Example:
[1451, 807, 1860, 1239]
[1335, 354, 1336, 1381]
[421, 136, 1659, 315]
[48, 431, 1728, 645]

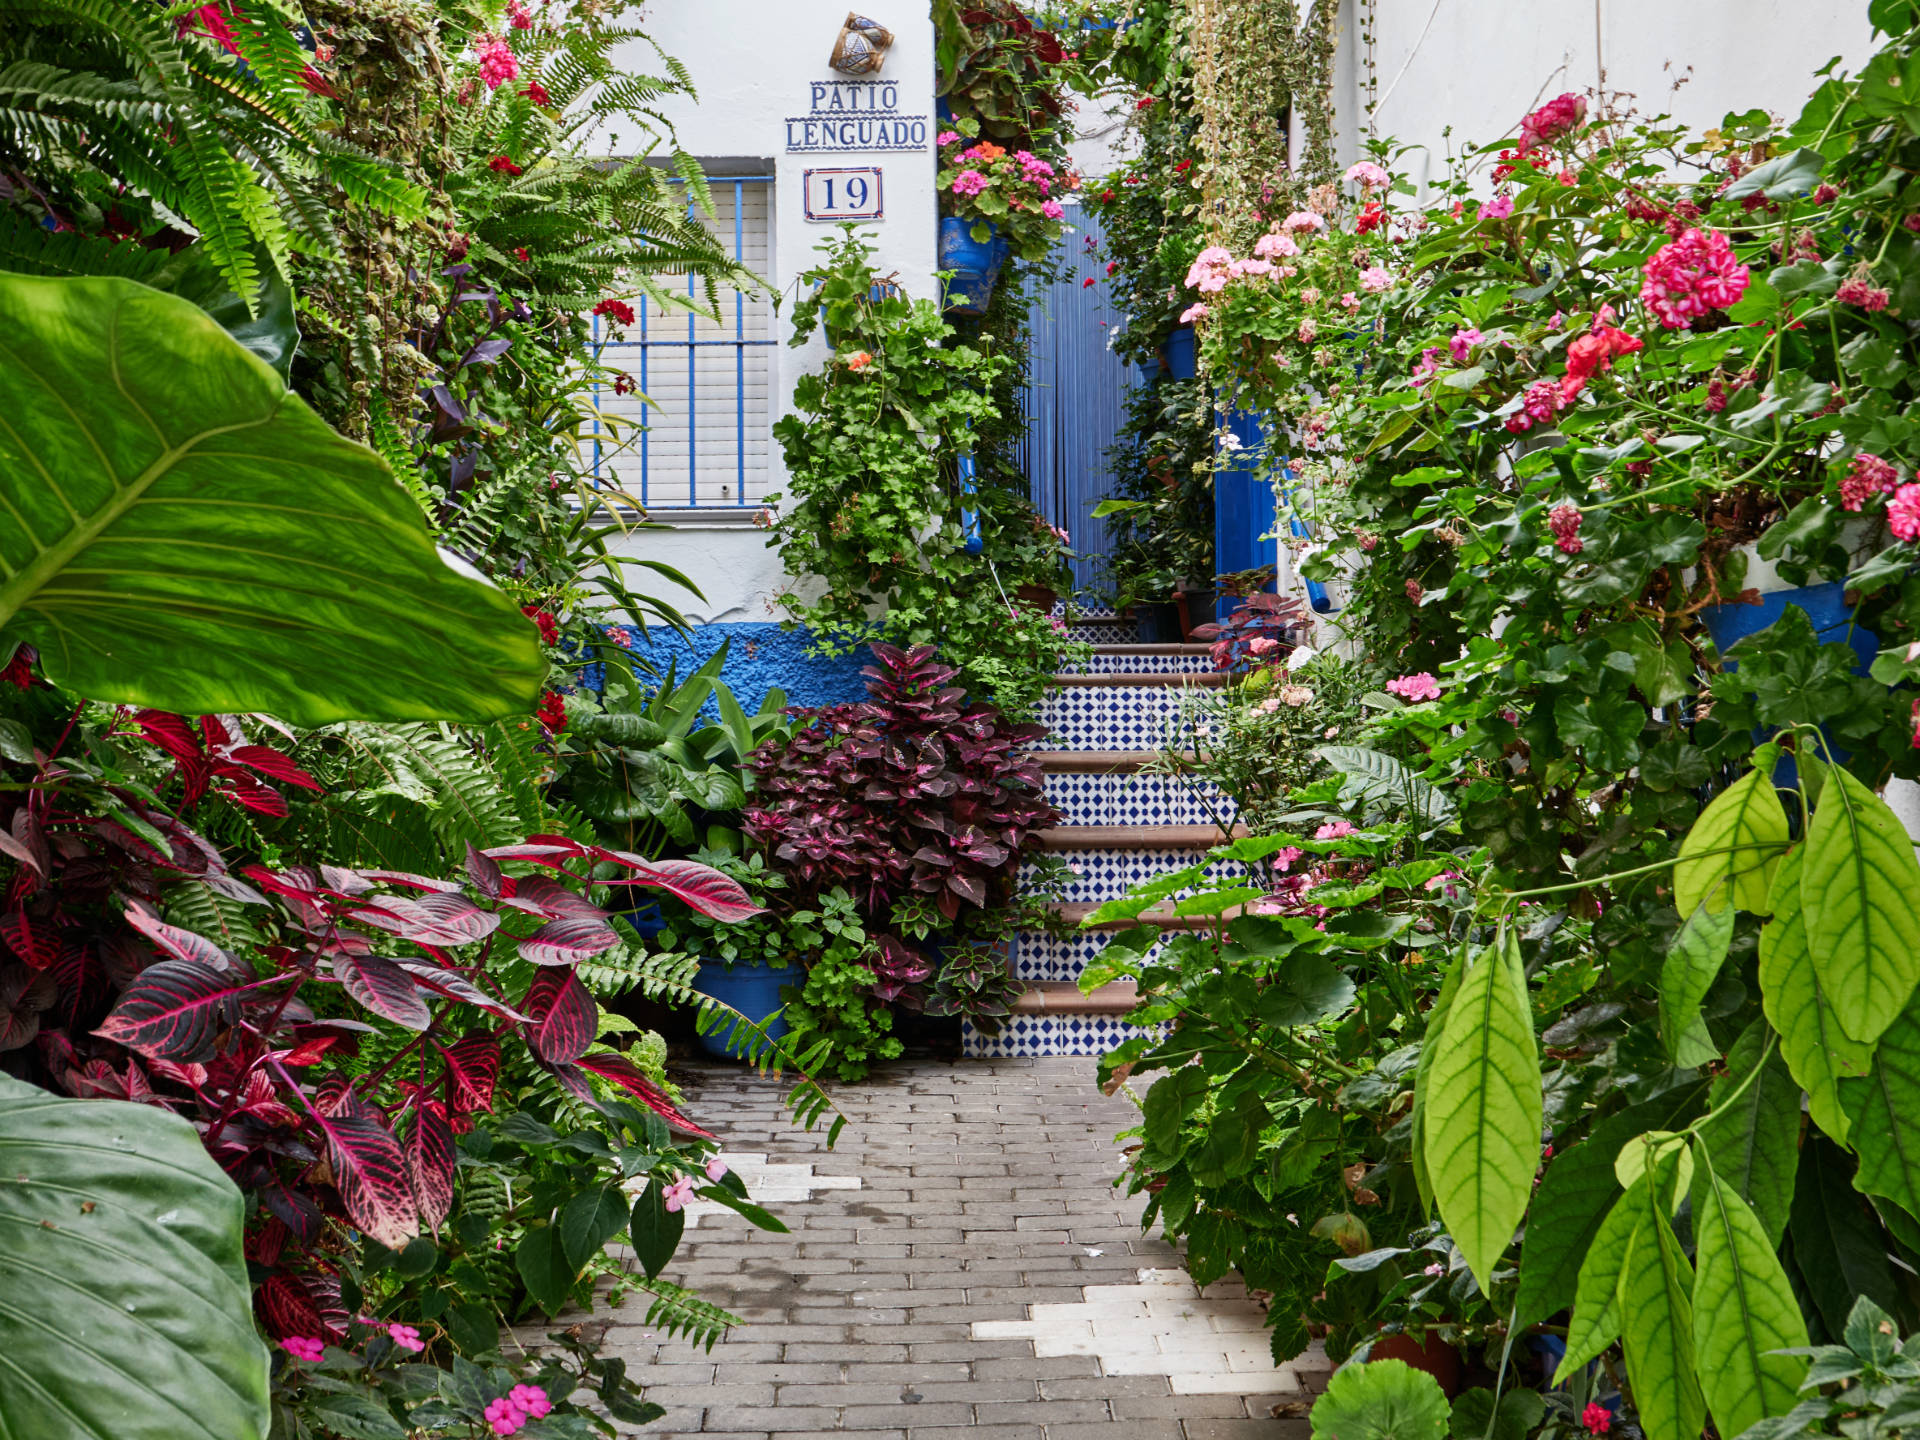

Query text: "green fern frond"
[631, 1279, 738, 1353]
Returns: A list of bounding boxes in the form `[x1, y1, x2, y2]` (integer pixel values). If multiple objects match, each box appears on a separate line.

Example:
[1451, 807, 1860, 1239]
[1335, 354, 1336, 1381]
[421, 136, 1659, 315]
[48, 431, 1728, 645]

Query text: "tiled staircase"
[962, 613, 1243, 1057]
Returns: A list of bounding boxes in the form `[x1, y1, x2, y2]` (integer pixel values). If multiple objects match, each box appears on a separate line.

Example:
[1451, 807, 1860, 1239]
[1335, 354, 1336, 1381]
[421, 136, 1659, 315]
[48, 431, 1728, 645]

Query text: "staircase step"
[960, 1007, 1161, 1058]
[1034, 825, 1246, 850]
[1010, 980, 1139, 1015]
[1060, 645, 1216, 677]
[1038, 681, 1220, 751]
[1050, 901, 1243, 930]
[1033, 750, 1172, 773]
[1050, 671, 1230, 688]
[1041, 763, 1232, 827]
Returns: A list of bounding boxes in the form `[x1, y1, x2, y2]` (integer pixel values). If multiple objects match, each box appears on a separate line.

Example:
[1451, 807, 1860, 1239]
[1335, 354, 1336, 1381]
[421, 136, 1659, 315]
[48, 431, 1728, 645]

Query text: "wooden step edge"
[1048, 901, 1246, 931]
[1032, 824, 1248, 851]
[1010, 980, 1140, 1016]
[1049, 671, 1229, 688]
[1029, 750, 1200, 774]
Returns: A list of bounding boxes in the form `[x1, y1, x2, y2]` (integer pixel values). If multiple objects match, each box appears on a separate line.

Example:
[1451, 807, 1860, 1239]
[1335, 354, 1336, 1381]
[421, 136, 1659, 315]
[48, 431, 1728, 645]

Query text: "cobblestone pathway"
[588, 1058, 1328, 1440]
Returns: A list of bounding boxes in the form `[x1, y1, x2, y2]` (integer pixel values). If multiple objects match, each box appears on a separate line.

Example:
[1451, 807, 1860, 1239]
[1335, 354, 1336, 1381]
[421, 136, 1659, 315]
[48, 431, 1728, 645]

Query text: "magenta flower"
[1639, 228, 1749, 329]
[505, 0, 533, 28]
[1315, 820, 1356, 840]
[1549, 503, 1584, 554]
[509, 1385, 552, 1420]
[1448, 327, 1482, 365]
[937, 129, 960, 146]
[1842, 453, 1900, 511]
[474, 34, 519, 89]
[281, 1336, 326, 1363]
[1385, 672, 1442, 702]
[951, 169, 989, 197]
[1891, 483, 1920, 541]
[1838, 275, 1891, 311]
[1519, 93, 1587, 150]
[1041, 199, 1065, 220]
[1273, 845, 1304, 871]
[663, 1176, 698, 1213]
[387, 1323, 425, 1353]
[1479, 194, 1514, 221]
[484, 1396, 525, 1436]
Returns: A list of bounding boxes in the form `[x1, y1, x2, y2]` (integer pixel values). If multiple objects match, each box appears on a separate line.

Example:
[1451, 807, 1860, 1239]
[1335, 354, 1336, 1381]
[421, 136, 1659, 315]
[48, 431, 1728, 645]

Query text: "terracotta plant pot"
[1369, 1330, 1462, 1397]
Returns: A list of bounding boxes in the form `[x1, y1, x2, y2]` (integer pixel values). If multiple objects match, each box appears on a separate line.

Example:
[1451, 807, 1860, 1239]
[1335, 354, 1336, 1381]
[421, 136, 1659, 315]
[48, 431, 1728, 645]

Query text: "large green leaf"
[1310, 1359, 1449, 1440]
[0, 274, 544, 725]
[1659, 900, 1735, 1061]
[1693, 1021, 1802, 1246]
[1800, 765, 1920, 1045]
[1840, 993, 1920, 1219]
[1558, 1177, 1646, 1372]
[1692, 1165, 1811, 1439]
[1619, 1190, 1707, 1440]
[1423, 926, 1542, 1288]
[0, 1071, 269, 1440]
[1409, 945, 1468, 1216]
[1674, 767, 1789, 916]
[1759, 847, 1873, 1144]
[1788, 1134, 1902, 1338]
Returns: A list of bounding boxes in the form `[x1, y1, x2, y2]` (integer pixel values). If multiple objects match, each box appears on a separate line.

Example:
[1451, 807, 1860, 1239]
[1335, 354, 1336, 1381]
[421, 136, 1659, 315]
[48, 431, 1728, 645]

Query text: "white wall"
[1335, 0, 1879, 194]
[604, 2, 939, 625]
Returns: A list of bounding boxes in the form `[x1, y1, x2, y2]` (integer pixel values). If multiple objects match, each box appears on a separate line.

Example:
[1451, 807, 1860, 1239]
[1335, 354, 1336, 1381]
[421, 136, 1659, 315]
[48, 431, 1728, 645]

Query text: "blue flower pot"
[618, 902, 667, 943]
[940, 216, 1009, 316]
[692, 960, 804, 1059]
[1136, 359, 1161, 387]
[1163, 325, 1197, 379]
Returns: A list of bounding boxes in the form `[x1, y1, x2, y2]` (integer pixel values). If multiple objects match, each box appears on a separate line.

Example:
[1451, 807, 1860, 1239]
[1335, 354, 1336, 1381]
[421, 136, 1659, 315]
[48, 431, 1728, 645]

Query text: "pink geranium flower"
[1359, 266, 1393, 294]
[952, 169, 989, 197]
[1385, 672, 1442, 702]
[1344, 160, 1390, 189]
[1640, 228, 1749, 329]
[1315, 821, 1356, 839]
[1842, 453, 1900, 511]
[1179, 302, 1209, 323]
[474, 34, 518, 89]
[1253, 231, 1301, 259]
[1890, 483, 1920, 541]
[1520, 93, 1587, 151]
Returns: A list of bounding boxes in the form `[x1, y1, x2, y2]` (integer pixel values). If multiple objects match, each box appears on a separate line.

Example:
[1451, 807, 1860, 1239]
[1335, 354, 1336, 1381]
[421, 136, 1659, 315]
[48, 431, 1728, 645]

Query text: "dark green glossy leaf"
[1694, 1022, 1801, 1246]
[559, 1186, 631, 1272]
[1788, 1134, 1901, 1337]
[629, 1179, 685, 1281]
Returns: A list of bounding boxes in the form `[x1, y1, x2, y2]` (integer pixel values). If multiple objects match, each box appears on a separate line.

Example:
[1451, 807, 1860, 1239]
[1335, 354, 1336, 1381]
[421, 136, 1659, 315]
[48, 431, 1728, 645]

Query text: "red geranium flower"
[520, 605, 560, 646]
[514, 246, 530, 262]
[613, 373, 637, 396]
[488, 155, 522, 175]
[535, 690, 569, 733]
[520, 80, 551, 106]
[593, 298, 636, 327]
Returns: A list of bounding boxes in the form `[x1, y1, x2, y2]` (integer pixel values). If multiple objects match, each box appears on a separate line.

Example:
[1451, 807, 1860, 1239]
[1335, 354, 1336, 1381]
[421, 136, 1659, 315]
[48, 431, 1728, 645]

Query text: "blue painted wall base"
[626, 622, 871, 712]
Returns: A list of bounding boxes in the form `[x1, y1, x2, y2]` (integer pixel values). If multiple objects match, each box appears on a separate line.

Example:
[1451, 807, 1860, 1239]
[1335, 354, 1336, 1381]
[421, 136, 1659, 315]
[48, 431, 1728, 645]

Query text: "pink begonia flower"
[1639, 228, 1749, 329]
[1479, 194, 1514, 221]
[387, 1323, 425, 1353]
[1385, 672, 1442, 702]
[1281, 211, 1327, 234]
[474, 34, 519, 89]
[1359, 266, 1393, 294]
[1344, 160, 1391, 189]
[952, 169, 989, 197]
[281, 1337, 325, 1363]
[662, 1176, 698, 1212]
[937, 130, 960, 145]
[1253, 231, 1301, 259]
[1449, 327, 1481, 364]
[1315, 821, 1356, 840]
[705, 1157, 730, 1182]
[1179, 302, 1210, 323]
[509, 1385, 552, 1420]
[1890, 483, 1920, 542]
[1041, 199, 1065, 219]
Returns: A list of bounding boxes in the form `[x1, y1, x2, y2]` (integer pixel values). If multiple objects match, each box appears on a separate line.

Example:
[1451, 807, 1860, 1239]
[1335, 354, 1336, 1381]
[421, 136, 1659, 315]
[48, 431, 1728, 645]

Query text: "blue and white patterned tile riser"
[1044, 769, 1236, 827]
[1063, 621, 1142, 646]
[1025, 849, 1245, 905]
[1039, 684, 1203, 750]
[1060, 650, 1215, 676]
[1009, 928, 1168, 984]
[962, 1012, 1164, 1058]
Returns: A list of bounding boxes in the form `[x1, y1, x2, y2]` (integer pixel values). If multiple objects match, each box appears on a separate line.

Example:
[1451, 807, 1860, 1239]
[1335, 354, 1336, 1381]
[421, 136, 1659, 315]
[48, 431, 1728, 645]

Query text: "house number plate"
[803, 167, 885, 221]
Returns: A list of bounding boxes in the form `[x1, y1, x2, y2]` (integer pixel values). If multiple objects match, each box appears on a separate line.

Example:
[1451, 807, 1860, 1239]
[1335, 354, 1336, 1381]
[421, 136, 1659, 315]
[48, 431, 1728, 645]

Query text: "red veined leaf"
[132, 710, 203, 762]
[439, 1035, 500, 1117]
[255, 1271, 331, 1341]
[351, 892, 499, 946]
[0, 909, 58, 969]
[541, 1060, 596, 1105]
[359, 870, 465, 894]
[599, 853, 762, 923]
[575, 1050, 717, 1139]
[464, 844, 503, 898]
[312, 1094, 417, 1250]
[517, 914, 619, 967]
[217, 774, 289, 817]
[406, 1098, 456, 1228]
[275, 1036, 339, 1067]
[523, 969, 596, 1064]
[204, 873, 271, 906]
[225, 745, 324, 792]
[495, 875, 604, 921]
[318, 865, 375, 896]
[0, 810, 48, 876]
[480, 842, 580, 868]
[122, 899, 240, 972]
[242, 865, 325, 904]
[330, 952, 431, 1030]
[397, 960, 528, 1021]
[93, 958, 261, 1061]
[0, 963, 52, 1052]
[261, 1184, 324, 1248]
[200, 714, 243, 750]
[523, 833, 589, 855]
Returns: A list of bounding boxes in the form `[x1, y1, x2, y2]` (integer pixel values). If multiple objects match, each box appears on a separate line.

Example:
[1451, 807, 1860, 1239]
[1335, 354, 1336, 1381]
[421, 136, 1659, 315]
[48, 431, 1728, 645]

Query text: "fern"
[630, 1279, 739, 1353]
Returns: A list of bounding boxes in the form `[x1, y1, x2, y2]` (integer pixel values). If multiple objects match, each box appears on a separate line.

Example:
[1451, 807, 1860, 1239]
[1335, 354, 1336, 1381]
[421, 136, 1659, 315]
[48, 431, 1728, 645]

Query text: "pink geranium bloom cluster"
[1479, 194, 1514, 221]
[474, 34, 518, 89]
[1253, 231, 1302, 259]
[937, 130, 960, 146]
[1385, 673, 1442, 702]
[1842, 453, 1901, 511]
[1549, 503, 1584, 554]
[1838, 275, 1892, 311]
[1014, 150, 1056, 192]
[1359, 266, 1394, 294]
[484, 1385, 554, 1436]
[1891, 483, 1920, 541]
[1315, 820, 1356, 839]
[1504, 378, 1570, 434]
[1344, 160, 1390, 189]
[1179, 302, 1209, 322]
[1281, 211, 1327, 234]
[1520, 93, 1588, 151]
[1041, 200, 1065, 219]
[505, 0, 533, 27]
[1185, 245, 1234, 293]
[952, 169, 989, 197]
[1640, 228, 1749, 329]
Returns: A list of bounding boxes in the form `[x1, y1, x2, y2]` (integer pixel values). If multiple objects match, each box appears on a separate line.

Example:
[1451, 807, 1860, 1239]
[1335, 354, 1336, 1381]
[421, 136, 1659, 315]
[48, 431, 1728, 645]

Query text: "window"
[588, 174, 773, 512]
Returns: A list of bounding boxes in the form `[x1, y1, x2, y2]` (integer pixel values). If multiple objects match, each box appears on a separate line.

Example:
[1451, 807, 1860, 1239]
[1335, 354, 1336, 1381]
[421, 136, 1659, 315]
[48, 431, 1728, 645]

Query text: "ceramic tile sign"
[785, 79, 927, 152]
[804, 167, 884, 221]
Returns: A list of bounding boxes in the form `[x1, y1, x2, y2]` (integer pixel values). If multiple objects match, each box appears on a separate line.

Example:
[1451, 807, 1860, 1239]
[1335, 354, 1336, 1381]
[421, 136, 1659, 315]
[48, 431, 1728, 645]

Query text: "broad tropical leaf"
[1558, 1178, 1645, 1372]
[352, 893, 500, 946]
[1619, 1191, 1706, 1440]
[1422, 927, 1542, 1288]
[1840, 994, 1920, 1219]
[1800, 764, 1920, 1044]
[93, 958, 258, 1061]
[0, 1071, 270, 1440]
[1693, 1021, 1801, 1245]
[331, 951, 429, 1030]
[398, 961, 528, 1022]
[1659, 900, 1735, 1061]
[1759, 847, 1872, 1143]
[1693, 1166, 1810, 1438]
[0, 274, 544, 725]
[1674, 766, 1789, 916]
[405, 1098, 456, 1229]
[313, 1094, 417, 1250]
[524, 969, 597, 1065]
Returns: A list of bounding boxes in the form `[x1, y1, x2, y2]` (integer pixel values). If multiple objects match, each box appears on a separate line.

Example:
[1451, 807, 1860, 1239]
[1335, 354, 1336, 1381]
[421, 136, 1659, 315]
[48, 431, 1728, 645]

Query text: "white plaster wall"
[1334, 0, 1879, 195]
[603, 2, 938, 624]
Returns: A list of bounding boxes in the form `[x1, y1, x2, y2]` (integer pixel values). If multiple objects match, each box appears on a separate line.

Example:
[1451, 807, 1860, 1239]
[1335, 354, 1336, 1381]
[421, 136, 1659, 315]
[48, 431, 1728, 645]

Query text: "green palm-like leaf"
[1422, 926, 1542, 1288]
[0, 1071, 269, 1440]
[1620, 1192, 1707, 1440]
[1674, 766, 1789, 916]
[1692, 1164, 1810, 1439]
[1801, 764, 1920, 1044]
[1759, 846, 1873, 1143]
[0, 274, 543, 724]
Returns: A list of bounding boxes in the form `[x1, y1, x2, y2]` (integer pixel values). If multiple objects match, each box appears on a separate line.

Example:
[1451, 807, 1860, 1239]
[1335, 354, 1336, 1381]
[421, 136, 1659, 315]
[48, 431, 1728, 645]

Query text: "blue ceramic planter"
[939, 217, 1009, 316]
[1163, 325, 1197, 379]
[692, 960, 804, 1059]
[618, 902, 667, 944]
[1214, 409, 1332, 619]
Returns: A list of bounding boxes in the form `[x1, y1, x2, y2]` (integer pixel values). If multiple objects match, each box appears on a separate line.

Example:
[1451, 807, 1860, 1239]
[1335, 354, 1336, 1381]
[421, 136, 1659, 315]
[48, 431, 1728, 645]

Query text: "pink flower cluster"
[1014, 150, 1056, 192]
[1344, 160, 1390, 189]
[1315, 820, 1356, 839]
[1891, 483, 1920, 542]
[951, 169, 988, 197]
[1549, 503, 1584, 554]
[506, 0, 533, 27]
[281, 1336, 325, 1362]
[1519, 93, 1588, 151]
[1179, 302, 1209, 323]
[1186, 246, 1234, 293]
[484, 1385, 554, 1436]
[474, 34, 519, 89]
[1841, 453, 1901, 511]
[1838, 275, 1891, 311]
[937, 129, 960, 146]
[1479, 194, 1514, 221]
[1448, 327, 1481, 365]
[387, 1322, 425, 1353]
[1639, 228, 1749, 329]
[1358, 266, 1394, 294]
[1505, 378, 1569, 433]
[1385, 672, 1442, 702]
[1253, 231, 1302, 259]
[1281, 211, 1327, 234]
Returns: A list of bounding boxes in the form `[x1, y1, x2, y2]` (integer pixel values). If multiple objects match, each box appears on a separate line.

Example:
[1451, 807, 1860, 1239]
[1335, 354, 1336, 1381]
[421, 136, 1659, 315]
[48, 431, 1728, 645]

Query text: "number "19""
[823, 175, 870, 211]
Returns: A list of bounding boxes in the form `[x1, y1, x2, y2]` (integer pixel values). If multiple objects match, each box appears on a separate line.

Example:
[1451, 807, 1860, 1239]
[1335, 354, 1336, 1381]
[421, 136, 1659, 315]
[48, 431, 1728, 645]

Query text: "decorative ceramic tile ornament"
[829, 14, 894, 75]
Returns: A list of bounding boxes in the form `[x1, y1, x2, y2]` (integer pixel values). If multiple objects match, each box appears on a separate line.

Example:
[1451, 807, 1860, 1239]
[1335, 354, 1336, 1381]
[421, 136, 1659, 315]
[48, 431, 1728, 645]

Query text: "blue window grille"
[588, 175, 774, 511]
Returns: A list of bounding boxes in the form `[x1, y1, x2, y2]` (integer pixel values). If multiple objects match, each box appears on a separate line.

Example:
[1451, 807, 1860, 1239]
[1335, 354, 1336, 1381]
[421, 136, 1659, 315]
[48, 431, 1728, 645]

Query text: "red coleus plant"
[0, 708, 758, 1341]
[743, 643, 1057, 922]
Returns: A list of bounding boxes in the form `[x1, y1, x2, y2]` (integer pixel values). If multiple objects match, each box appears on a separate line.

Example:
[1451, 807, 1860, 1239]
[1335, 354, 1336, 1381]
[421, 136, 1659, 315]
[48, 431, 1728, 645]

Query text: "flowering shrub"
[936, 134, 1076, 256]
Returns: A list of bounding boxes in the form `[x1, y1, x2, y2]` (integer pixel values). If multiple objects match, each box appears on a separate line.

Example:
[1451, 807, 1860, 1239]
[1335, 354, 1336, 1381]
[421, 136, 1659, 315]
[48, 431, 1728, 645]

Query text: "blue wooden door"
[1019, 206, 1142, 597]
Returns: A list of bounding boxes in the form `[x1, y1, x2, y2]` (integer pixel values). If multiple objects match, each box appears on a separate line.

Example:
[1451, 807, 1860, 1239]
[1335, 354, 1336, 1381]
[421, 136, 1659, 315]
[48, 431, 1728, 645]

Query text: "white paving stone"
[620, 1150, 860, 1228]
